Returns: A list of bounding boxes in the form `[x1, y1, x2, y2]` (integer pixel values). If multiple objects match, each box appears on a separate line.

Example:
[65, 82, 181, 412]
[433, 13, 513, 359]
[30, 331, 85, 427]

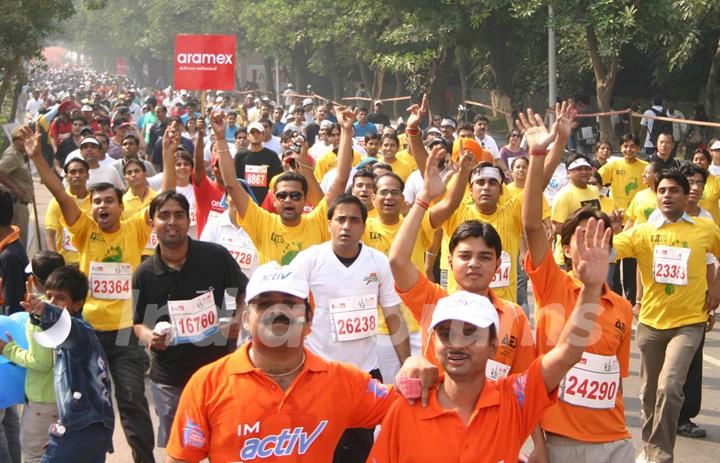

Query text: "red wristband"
[529, 149, 548, 156]
[415, 198, 430, 210]
[406, 127, 420, 136]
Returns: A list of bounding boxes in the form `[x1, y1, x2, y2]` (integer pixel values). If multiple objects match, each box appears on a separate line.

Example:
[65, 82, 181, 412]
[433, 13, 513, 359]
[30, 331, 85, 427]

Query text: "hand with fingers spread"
[420, 145, 447, 201]
[20, 288, 46, 318]
[21, 125, 43, 161]
[573, 217, 612, 288]
[406, 94, 429, 130]
[553, 100, 576, 142]
[516, 107, 557, 153]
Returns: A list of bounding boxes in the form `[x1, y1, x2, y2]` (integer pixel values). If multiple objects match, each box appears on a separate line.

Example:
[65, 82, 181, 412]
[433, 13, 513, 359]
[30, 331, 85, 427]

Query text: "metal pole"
[548, 5, 557, 119]
[275, 56, 281, 106]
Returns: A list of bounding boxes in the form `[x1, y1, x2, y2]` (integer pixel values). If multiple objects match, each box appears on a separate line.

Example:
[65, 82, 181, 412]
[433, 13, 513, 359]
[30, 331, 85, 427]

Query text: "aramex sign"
[174, 34, 236, 91]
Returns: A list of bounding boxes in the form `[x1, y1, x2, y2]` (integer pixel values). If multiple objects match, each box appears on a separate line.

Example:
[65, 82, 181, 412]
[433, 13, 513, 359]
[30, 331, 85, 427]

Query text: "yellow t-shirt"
[396, 150, 417, 172]
[237, 198, 330, 265]
[367, 207, 379, 220]
[62, 211, 151, 331]
[598, 158, 647, 210]
[362, 216, 434, 334]
[442, 195, 523, 302]
[314, 150, 362, 182]
[123, 188, 159, 257]
[505, 183, 551, 219]
[614, 217, 720, 329]
[699, 175, 720, 224]
[599, 195, 615, 214]
[380, 157, 414, 182]
[551, 183, 601, 265]
[45, 191, 91, 264]
[626, 188, 656, 225]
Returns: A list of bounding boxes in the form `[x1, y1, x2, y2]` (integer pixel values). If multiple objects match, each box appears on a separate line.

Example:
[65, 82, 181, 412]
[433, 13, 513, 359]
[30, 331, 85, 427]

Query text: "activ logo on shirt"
[238, 420, 327, 459]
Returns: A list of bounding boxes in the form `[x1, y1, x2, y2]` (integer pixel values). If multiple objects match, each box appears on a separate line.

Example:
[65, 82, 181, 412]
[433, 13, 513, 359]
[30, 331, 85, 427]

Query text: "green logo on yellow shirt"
[625, 177, 638, 196]
[103, 246, 123, 263]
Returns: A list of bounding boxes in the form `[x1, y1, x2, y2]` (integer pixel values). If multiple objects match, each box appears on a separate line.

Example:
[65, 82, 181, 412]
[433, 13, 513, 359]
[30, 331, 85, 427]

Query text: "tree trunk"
[263, 56, 275, 95]
[457, 46, 470, 105]
[372, 70, 384, 102]
[359, 62, 371, 91]
[0, 52, 22, 113]
[427, 46, 450, 114]
[705, 35, 720, 120]
[324, 44, 343, 101]
[585, 24, 619, 148]
[484, 12, 516, 130]
[10, 78, 23, 122]
[290, 42, 310, 91]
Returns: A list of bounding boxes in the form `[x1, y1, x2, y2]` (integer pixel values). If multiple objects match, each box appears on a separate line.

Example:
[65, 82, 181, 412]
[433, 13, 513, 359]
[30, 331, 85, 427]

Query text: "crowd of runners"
[0, 64, 718, 463]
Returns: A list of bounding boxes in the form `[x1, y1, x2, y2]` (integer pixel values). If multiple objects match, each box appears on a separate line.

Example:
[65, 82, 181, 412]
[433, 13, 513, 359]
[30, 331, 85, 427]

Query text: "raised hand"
[573, 217, 612, 288]
[421, 145, 447, 201]
[553, 100, 576, 142]
[458, 151, 476, 176]
[21, 125, 42, 160]
[516, 107, 556, 153]
[20, 286, 46, 317]
[162, 124, 180, 153]
[406, 94, 429, 130]
[196, 115, 206, 135]
[209, 110, 225, 137]
[336, 106, 355, 131]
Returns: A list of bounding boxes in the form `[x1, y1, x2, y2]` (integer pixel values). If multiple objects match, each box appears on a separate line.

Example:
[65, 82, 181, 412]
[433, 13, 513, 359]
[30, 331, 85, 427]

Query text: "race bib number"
[145, 232, 158, 250]
[62, 228, 77, 252]
[89, 262, 132, 300]
[489, 251, 511, 288]
[485, 359, 511, 380]
[245, 165, 268, 187]
[653, 245, 690, 286]
[220, 232, 257, 271]
[559, 352, 620, 409]
[189, 208, 197, 227]
[328, 294, 378, 342]
[168, 291, 219, 344]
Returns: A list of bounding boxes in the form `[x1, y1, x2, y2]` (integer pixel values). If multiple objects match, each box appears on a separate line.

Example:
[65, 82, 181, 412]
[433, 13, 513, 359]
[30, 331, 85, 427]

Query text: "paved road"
[27, 175, 720, 462]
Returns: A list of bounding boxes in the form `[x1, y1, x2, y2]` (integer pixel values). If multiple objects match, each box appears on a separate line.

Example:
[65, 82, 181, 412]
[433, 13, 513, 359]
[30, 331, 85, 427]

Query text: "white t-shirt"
[476, 135, 501, 160]
[403, 169, 424, 204]
[641, 105, 664, 148]
[310, 141, 331, 160]
[290, 241, 401, 372]
[263, 136, 283, 157]
[25, 98, 42, 117]
[544, 162, 569, 206]
[320, 167, 355, 194]
[709, 165, 720, 177]
[199, 210, 259, 278]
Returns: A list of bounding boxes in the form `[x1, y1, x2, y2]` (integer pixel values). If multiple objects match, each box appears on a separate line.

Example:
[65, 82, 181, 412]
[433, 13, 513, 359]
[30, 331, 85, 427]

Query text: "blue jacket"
[31, 304, 114, 432]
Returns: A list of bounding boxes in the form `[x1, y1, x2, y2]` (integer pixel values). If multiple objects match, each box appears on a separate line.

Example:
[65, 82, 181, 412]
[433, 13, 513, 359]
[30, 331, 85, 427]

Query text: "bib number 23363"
[329, 294, 378, 342]
[89, 262, 132, 300]
[653, 245, 690, 286]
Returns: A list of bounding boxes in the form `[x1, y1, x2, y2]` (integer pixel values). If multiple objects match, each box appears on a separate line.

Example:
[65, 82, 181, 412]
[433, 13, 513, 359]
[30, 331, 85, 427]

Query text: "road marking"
[704, 354, 720, 368]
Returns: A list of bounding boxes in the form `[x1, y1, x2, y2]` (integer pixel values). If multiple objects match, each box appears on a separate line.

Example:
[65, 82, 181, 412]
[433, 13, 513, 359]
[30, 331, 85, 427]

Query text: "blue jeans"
[41, 422, 112, 463]
[0, 406, 21, 463]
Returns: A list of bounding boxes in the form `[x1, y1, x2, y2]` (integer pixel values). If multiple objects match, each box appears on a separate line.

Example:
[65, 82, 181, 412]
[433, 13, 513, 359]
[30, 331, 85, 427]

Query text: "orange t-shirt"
[396, 273, 536, 377]
[524, 249, 632, 443]
[368, 357, 557, 462]
[166, 343, 397, 463]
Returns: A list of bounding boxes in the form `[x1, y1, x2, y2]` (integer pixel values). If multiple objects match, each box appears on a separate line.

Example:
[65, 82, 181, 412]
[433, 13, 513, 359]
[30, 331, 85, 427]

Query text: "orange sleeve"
[523, 248, 567, 306]
[509, 310, 537, 374]
[367, 400, 404, 463]
[506, 356, 558, 437]
[396, 272, 447, 331]
[344, 365, 398, 429]
[166, 371, 211, 463]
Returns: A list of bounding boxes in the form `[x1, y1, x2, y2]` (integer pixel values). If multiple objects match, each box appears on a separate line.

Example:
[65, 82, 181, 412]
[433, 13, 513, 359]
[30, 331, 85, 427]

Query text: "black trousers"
[679, 331, 705, 424]
[333, 368, 383, 463]
[96, 329, 156, 463]
[612, 258, 637, 305]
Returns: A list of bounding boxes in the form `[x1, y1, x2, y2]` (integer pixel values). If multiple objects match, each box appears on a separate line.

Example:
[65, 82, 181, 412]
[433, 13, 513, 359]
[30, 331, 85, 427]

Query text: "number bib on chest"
[89, 262, 132, 300]
[145, 232, 158, 250]
[485, 359, 511, 380]
[62, 228, 77, 252]
[559, 352, 620, 409]
[245, 165, 268, 187]
[168, 291, 219, 344]
[189, 208, 197, 227]
[220, 231, 257, 271]
[489, 251, 511, 288]
[653, 245, 690, 285]
[328, 294, 378, 342]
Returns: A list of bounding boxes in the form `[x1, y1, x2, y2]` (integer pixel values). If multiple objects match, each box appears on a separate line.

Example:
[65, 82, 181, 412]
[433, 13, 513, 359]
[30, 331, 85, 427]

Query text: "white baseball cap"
[427, 126, 442, 135]
[430, 291, 499, 332]
[245, 262, 309, 304]
[710, 140, 720, 150]
[79, 137, 100, 147]
[247, 121, 265, 133]
[567, 157, 592, 170]
[302, 98, 314, 106]
[80, 105, 93, 112]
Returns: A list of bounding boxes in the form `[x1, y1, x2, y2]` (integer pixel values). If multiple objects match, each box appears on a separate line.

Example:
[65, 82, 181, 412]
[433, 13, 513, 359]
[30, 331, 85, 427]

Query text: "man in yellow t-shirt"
[377, 133, 414, 182]
[313, 124, 362, 181]
[122, 158, 159, 257]
[45, 158, 91, 264]
[217, 105, 355, 266]
[350, 169, 379, 219]
[22, 124, 160, 462]
[613, 169, 720, 463]
[598, 133, 647, 211]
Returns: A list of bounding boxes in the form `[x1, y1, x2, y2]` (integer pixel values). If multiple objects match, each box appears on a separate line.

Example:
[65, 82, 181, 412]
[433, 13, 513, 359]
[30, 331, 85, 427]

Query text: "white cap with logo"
[430, 291, 499, 332]
[245, 262, 309, 304]
[247, 121, 265, 133]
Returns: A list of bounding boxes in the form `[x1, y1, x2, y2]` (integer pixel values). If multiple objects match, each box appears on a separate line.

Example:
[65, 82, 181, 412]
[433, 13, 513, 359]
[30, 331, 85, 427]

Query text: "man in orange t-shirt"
[371, 211, 613, 462]
[389, 148, 535, 381]
[165, 262, 397, 463]
[520, 104, 634, 462]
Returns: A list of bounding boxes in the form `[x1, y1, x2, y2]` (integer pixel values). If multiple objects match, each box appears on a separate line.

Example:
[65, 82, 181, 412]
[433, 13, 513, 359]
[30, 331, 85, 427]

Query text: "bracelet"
[529, 149, 548, 156]
[215, 148, 230, 153]
[415, 198, 430, 210]
[425, 251, 437, 257]
[297, 162, 312, 170]
[406, 127, 420, 136]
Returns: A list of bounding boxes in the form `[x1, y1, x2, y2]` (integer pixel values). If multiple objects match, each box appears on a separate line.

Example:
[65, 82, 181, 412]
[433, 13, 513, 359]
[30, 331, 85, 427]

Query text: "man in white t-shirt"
[709, 140, 720, 176]
[65, 137, 124, 190]
[25, 91, 43, 118]
[289, 193, 409, 463]
[473, 114, 500, 157]
[259, 118, 282, 157]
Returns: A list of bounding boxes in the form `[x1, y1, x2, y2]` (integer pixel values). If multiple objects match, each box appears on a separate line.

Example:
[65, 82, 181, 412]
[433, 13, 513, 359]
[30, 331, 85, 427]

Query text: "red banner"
[174, 35, 236, 91]
[115, 57, 128, 76]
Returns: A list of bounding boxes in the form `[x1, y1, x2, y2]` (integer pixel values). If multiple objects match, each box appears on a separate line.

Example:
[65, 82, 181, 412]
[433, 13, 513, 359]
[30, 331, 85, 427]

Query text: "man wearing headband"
[165, 262, 398, 463]
[551, 154, 601, 267]
[371, 208, 612, 461]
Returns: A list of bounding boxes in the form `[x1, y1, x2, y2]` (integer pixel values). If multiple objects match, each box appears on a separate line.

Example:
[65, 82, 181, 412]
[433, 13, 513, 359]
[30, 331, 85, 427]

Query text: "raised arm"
[212, 111, 249, 218]
[324, 106, 355, 205]
[160, 123, 180, 192]
[428, 151, 474, 230]
[193, 118, 206, 186]
[406, 94, 429, 174]
[389, 146, 447, 291]
[540, 217, 610, 393]
[21, 126, 80, 226]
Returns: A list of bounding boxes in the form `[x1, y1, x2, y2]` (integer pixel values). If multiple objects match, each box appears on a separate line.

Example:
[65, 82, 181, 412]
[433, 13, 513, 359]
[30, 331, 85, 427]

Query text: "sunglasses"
[510, 133, 521, 138]
[275, 191, 303, 201]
